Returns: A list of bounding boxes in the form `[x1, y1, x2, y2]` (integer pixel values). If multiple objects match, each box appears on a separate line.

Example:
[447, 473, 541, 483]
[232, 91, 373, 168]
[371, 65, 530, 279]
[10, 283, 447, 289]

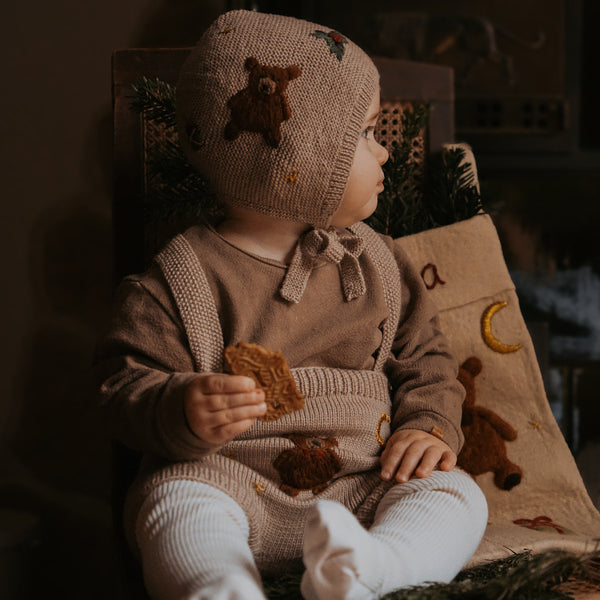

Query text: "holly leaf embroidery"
[311, 30, 348, 61]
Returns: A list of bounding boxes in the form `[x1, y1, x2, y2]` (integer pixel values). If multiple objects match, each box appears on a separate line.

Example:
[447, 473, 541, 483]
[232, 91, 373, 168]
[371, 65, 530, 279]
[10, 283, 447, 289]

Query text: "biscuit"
[224, 342, 304, 421]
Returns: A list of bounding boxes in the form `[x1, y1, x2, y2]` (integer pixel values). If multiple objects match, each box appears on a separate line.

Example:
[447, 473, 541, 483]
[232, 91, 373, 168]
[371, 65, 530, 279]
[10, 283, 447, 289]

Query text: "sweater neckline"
[204, 222, 289, 269]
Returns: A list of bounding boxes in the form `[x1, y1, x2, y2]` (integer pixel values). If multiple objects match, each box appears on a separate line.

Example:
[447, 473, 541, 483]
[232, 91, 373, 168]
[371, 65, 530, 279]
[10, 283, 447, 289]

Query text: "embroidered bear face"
[273, 434, 342, 497]
[224, 57, 302, 148]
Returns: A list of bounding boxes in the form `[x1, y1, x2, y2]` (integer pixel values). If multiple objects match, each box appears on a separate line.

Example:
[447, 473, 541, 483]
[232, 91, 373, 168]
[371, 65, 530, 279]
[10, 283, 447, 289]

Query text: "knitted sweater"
[95, 222, 465, 571]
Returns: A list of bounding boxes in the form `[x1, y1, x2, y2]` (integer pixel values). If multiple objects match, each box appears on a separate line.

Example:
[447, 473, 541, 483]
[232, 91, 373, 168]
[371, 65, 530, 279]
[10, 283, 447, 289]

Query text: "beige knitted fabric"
[124, 223, 402, 572]
[154, 235, 224, 372]
[280, 227, 366, 303]
[176, 10, 380, 228]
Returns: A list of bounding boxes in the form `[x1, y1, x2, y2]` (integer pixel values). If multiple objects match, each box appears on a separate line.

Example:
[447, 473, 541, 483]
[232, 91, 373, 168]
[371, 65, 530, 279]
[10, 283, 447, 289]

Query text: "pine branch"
[365, 103, 433, 238]
[129, 77, 218, 223]
[262, 550, 600, 600]
[425, 146, 482, 228]
[130, 76, 177, 129]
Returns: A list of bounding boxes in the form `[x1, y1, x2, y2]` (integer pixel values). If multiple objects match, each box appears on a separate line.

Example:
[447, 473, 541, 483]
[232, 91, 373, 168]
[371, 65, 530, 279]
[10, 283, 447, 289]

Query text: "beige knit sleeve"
[93, 269, 222, 461]
[384, 242, 465, 455]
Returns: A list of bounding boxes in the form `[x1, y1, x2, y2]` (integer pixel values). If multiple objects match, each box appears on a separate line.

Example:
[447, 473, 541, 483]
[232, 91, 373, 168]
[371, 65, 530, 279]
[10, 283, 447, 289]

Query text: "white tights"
[135, 482, 265, 600]
[135, 469, 487, 600]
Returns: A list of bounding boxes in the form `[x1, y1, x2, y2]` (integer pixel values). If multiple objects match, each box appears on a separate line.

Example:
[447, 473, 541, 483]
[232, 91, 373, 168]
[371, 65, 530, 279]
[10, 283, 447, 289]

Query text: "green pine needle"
[425, 146, 483, 228]
[131, 76, 177, 129]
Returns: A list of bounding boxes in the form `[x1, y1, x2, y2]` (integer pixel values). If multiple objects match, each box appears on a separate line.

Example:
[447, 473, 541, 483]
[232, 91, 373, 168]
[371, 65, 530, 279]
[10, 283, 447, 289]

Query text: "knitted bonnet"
[176, 9, 380, 228]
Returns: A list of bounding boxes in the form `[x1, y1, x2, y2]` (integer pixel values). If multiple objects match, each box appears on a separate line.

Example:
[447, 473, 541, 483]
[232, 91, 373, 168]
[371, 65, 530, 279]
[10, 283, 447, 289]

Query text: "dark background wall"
[1, 1, 598, 598]
[0, 2, 225, 598]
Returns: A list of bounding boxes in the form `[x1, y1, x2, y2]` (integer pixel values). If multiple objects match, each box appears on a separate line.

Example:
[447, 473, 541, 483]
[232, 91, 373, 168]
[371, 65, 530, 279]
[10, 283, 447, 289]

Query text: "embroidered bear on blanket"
[457, 356, 523, 490]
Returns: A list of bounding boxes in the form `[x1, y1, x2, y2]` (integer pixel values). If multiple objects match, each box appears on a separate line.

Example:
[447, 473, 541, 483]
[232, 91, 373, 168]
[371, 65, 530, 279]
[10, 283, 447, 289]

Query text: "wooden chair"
[111, 48, 455, 598]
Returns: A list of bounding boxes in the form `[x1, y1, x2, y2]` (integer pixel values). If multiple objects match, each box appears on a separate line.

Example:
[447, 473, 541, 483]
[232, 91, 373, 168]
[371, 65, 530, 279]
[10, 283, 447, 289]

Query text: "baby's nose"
[378, 143, 389, 165]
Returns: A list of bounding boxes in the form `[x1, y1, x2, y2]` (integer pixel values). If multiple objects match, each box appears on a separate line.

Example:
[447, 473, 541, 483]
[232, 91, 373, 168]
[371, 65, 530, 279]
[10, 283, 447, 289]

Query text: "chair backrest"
[112, 48, 454, 280]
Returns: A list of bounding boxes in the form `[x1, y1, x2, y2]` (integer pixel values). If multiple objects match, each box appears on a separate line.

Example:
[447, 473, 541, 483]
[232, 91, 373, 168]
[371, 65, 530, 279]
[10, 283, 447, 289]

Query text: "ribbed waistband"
[292, 366, 389, 397]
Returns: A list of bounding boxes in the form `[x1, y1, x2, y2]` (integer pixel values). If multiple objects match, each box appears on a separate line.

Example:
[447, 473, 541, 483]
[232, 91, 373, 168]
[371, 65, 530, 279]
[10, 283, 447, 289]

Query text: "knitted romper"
[126, 222, 402, 573]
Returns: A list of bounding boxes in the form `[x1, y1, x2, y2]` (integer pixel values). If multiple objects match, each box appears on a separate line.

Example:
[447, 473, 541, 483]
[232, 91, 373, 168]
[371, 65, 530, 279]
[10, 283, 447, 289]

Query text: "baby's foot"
[301, 500, 391, 600]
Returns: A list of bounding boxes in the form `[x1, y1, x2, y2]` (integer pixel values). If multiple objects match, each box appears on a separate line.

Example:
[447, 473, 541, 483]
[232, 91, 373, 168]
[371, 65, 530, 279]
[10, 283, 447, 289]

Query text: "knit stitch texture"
[176, 10, 379, 227]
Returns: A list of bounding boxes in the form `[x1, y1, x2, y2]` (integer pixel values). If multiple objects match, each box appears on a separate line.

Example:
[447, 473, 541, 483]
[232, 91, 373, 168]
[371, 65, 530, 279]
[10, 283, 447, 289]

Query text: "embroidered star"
[285, 168, 299, 184]
[528, 418, 543, 432]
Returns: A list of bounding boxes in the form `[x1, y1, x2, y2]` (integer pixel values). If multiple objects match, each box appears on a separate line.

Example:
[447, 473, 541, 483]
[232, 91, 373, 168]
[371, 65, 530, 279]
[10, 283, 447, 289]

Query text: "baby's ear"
[286, 65, 302, 80]
[245, 56, 259, 71]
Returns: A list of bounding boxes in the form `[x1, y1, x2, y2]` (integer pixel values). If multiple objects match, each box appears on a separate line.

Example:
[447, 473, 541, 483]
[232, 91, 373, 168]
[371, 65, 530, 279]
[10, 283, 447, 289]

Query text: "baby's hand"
[183, 374, 266, 445]
[380, 429, 457, 483]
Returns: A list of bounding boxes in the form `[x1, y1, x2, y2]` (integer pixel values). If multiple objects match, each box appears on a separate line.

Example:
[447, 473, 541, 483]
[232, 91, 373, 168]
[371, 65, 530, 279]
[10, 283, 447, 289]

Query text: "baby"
[96, 9, 487, 600]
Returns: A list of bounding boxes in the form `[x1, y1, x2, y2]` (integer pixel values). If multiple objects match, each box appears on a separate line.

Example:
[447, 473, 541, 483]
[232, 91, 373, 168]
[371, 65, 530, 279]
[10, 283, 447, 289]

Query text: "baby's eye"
[362, 125, 377, 139]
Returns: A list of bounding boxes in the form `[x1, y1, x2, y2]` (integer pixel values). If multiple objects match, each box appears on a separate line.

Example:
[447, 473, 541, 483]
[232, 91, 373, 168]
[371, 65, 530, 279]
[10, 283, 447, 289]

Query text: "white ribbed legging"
[135, 469, 487, 600]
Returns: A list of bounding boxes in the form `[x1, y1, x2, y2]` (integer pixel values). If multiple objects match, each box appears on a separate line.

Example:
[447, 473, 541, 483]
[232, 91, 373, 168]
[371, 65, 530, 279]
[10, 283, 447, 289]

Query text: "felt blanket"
[395, 213, 600, 568]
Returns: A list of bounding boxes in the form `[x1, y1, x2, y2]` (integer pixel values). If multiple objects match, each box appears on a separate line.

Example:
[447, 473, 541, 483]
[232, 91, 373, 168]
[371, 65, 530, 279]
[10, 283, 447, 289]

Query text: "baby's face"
[329, 92, 388, 229]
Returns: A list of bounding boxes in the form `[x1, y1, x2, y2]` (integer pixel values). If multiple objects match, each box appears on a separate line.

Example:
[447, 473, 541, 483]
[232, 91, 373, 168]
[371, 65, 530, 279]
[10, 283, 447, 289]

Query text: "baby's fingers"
[380, 437, 413, 482]
[202, 388, 265, 413]
[210, 418, 260, 443]
[200, 402, 267, 444]
[197, 373, 258, 395]
[207, 401, 267, 428]
[390, 441, 428, 483]
[438, 450, 457, 472]
[413, 446, 445, 479]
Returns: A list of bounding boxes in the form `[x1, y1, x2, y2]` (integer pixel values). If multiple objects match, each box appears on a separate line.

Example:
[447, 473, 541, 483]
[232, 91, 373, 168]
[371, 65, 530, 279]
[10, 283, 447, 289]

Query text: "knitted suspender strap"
[155, 234, 224, 373]
[351, 222, 402, 372]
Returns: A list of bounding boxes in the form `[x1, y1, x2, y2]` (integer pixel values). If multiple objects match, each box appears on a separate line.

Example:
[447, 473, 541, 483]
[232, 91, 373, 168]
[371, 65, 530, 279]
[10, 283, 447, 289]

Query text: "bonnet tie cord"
[279, 227, 366, 303]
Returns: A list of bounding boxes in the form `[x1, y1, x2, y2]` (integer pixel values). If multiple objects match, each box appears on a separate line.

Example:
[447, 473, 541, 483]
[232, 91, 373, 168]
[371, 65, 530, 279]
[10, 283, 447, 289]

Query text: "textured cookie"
[224, 342, 304, 421]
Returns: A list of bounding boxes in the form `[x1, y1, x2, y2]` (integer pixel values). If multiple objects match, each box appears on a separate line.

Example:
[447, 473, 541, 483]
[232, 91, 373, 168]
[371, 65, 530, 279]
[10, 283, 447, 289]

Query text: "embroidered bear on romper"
[457, 356, 523, 490]
[224, 57, 302, 148]
[273, 434, 343, 496]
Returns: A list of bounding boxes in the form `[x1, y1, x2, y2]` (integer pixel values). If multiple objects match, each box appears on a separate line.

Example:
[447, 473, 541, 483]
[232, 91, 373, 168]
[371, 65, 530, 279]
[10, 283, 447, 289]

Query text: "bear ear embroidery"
[461, 356, 483, 378]
[224, 57, 302, 148]
[286, 64, 302, 80]
[244, 56, 259, 71]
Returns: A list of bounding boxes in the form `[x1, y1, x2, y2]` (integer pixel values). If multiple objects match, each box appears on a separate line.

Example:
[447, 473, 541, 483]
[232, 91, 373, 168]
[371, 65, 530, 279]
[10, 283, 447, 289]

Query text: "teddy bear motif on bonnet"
[176, 9, 380, 228]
